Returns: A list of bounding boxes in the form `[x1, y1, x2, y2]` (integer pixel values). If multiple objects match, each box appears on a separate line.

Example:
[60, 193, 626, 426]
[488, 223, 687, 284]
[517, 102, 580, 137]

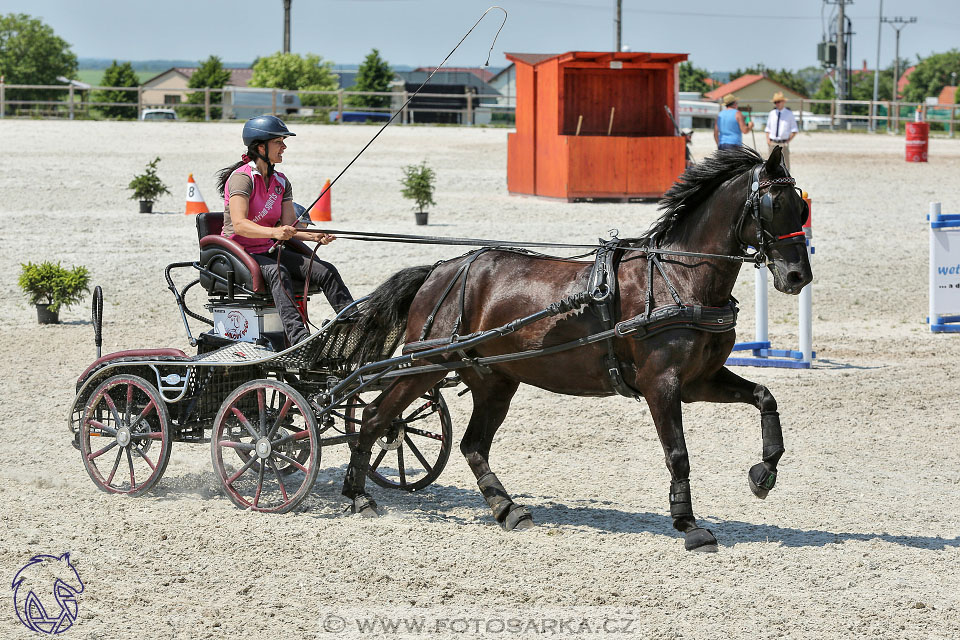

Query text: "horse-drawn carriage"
[68, 210, 456, 514]
[69, 146, 812, 551]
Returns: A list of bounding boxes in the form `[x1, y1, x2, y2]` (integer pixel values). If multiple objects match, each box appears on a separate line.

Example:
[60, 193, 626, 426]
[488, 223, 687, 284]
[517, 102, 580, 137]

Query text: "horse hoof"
[684, 527, 718, 552]
[351, 495, 379, 517]
[748, 462, 776, 500]
[501, 505, 534, 531]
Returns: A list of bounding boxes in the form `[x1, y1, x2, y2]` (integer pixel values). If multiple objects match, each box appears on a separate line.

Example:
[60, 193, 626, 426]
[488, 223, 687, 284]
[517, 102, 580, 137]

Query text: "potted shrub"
[128, 157, 170, 213]
[400, 161, 436, 225]
[18, 261, 91, 324]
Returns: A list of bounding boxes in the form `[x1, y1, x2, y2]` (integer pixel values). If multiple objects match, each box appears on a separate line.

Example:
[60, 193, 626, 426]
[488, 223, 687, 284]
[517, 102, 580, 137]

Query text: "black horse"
[343, 146, 812, 551]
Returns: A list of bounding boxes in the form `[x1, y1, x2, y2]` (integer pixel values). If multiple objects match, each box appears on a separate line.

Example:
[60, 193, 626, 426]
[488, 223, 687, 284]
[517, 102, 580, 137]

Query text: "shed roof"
[938, 85, 957, 105]
[704, 74, 806, 101]
[506, 51, 687, 67]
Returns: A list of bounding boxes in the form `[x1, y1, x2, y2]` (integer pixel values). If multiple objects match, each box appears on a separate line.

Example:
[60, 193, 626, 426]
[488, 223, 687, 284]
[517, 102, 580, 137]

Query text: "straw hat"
[722, 94, 738, 106]
[771, 91, 786, 103]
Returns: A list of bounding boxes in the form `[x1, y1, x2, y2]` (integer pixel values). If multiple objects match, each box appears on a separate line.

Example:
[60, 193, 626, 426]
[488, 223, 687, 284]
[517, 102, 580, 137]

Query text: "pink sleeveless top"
[222, 162, 289, 255]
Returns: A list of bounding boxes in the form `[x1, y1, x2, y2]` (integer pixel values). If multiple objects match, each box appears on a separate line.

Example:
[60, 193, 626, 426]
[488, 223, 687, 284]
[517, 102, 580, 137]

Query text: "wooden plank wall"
[533, 60, 567, 198]
[561, 67, 673, 137]
[506, 63, 536, 194]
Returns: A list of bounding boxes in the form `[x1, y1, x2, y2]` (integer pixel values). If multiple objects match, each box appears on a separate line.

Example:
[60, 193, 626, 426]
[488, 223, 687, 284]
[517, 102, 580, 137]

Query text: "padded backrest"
[197, 212, 224, 241]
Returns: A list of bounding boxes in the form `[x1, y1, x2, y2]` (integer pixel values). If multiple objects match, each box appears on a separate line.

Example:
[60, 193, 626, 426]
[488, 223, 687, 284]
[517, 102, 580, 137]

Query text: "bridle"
[736, 165, 808, 267]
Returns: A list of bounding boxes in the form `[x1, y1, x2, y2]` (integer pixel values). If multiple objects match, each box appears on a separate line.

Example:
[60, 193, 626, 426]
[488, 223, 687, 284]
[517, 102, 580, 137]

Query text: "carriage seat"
[196, 211, 322, 299]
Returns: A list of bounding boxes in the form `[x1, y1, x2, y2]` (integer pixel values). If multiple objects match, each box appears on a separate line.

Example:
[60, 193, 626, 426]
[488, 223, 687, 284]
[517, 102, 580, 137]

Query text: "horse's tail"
[352, 265, 433, 365]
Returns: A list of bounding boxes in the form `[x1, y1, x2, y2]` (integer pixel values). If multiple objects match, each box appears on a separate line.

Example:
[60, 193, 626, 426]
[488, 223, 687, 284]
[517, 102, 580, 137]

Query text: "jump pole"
[726, 195, 815, 369]
[927, 201, 960, 332]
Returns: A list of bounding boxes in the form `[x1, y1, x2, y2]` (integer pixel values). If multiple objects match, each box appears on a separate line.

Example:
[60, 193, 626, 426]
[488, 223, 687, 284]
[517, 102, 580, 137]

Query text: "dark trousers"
[252, 250, 353, 345]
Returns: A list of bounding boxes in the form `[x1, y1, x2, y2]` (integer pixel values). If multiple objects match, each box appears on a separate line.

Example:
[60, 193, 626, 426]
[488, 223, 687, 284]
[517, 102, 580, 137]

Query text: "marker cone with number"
[310, 180, 332, 222]
[185, 174, 209, 215]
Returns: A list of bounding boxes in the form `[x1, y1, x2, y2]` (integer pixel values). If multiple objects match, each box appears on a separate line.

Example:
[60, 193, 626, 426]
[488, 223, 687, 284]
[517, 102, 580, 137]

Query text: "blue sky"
[6, 0, 959, 71]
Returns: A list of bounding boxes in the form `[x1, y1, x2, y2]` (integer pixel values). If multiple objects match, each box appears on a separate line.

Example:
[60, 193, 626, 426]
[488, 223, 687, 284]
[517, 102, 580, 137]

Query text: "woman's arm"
[278, 200, 336, 245]
[229, 194, 296, 241]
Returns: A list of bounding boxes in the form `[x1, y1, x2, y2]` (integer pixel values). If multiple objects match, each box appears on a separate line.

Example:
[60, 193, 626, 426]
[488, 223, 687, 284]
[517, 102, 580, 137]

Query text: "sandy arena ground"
[1, 120, 959, 639]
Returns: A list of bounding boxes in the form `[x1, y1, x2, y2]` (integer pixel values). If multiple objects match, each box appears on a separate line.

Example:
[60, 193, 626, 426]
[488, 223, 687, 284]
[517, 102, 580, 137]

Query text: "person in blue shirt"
[713, 94, 753, 150]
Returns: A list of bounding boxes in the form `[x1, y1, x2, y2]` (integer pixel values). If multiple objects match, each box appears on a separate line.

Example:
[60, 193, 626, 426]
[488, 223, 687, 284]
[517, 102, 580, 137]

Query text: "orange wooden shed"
[506, 51, 689, 201]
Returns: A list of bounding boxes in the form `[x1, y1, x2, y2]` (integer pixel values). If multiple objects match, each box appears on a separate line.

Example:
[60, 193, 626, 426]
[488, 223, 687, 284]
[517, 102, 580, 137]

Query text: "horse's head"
[739, 147, 813, 295]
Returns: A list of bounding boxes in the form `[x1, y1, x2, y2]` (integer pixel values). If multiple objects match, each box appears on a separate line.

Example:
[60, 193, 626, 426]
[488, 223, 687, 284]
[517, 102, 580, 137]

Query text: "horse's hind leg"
[682, 366, 785, 499]
[646, 373, 719, 552]
[342, 372, 446, 516]
[458, 373, 531, 531]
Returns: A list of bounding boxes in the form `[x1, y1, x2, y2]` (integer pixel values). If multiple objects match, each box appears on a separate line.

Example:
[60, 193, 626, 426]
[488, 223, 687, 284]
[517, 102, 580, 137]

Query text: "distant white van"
[221, 87, 301, 120]
[140, 108, 178, 121]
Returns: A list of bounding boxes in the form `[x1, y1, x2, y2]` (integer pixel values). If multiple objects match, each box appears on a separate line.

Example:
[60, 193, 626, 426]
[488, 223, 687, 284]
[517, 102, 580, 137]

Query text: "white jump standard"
[727, 198, 814, 369]
[928, 201, 960, 332]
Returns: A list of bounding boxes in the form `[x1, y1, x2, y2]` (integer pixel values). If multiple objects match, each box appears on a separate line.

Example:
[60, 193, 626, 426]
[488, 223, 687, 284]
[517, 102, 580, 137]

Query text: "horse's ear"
[765, 146, 784, 174]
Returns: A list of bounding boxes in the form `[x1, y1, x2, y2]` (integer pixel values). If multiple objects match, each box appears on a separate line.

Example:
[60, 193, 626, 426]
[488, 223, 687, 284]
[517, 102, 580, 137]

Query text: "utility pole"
[283, 0, 292, 54]
[825, 1, 854, 116]
[871, 0, 882, 131]
[882, 16, 917, 102]
[614, 0, 622, 52]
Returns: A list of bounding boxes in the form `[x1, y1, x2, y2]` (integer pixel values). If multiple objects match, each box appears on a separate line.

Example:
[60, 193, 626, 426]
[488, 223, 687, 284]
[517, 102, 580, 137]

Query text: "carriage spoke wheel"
[80, 374, 172, 497]
[346, 386, 452, 491]
[211, 379, 319, 513]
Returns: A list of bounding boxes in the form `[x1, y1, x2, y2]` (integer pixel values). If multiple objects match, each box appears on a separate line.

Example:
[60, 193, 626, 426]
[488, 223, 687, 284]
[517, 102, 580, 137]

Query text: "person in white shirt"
[765, 91, 799, 170]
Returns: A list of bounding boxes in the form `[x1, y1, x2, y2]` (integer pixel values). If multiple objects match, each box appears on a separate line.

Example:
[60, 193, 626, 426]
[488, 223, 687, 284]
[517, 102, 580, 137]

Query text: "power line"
[521, 0, 821, 20]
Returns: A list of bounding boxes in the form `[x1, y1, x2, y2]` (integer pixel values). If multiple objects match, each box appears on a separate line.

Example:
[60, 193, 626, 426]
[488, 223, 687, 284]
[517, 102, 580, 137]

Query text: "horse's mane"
[638, 146, 764, 247]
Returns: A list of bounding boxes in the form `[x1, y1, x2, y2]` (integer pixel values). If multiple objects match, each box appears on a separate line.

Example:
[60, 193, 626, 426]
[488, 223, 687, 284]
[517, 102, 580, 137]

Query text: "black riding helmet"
[241, 115, 295, 179]
[242, 114, 296, 146]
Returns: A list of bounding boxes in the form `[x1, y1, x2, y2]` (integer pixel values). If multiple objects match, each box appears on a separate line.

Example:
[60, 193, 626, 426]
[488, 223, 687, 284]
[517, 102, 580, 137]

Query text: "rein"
[300, 227, 758, 263]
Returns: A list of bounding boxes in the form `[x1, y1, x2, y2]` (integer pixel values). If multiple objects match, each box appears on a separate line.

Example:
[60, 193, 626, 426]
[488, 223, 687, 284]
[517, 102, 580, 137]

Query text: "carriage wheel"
[345, 385, 452, 491]
[211, 379, 319, 513]
[230, 386, 311, 477]
[80, 374, 172, 497]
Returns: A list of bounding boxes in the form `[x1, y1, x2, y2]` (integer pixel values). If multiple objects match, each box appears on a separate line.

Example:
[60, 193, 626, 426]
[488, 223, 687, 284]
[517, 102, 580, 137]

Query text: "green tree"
[732, 65, 808, 97]
[348, 48, 393, 108]
[249, 51, 337, 107]
[179, 55, 231, 119]
[0, 13, 77, 113]
[678, 61, 710, 94]
[90, 60, 139, 118]
[902, 49, 960, 103]
[811, 75, 835, 114]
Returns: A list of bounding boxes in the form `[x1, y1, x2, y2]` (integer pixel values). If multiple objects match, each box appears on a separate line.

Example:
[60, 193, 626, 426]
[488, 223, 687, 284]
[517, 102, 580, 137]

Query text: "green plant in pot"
[128, 157, 170, 213]
[401, 161, 436, 225]
[18, 261, 91, 324]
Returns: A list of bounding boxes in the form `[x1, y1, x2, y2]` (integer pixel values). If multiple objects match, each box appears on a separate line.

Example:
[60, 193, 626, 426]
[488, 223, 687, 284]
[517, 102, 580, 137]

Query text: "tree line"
[679, 50, 960, 108]
[0, 12, 393, 118]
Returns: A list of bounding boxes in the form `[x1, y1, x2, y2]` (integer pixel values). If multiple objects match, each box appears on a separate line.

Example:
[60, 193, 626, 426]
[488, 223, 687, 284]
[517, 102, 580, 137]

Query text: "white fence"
[0, 81, 512, 125]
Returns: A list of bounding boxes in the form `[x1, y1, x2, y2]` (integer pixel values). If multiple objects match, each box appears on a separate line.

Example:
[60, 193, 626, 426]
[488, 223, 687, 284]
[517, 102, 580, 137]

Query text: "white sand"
[1, 120, 959, 639]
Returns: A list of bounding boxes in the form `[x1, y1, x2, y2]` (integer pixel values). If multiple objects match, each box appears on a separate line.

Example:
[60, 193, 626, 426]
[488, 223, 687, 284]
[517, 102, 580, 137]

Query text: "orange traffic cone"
[185, 174, 209, 215]
[310, 180, 332, 222]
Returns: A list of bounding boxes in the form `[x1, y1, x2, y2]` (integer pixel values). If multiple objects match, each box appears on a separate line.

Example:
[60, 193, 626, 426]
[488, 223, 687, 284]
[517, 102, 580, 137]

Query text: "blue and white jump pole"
[927, 201, 960, 332]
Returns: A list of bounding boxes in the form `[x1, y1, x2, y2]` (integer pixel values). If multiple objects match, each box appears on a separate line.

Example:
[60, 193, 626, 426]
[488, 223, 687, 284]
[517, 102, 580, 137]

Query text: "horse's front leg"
[682, 366, 784, 499]
[645, 373, 719, 552]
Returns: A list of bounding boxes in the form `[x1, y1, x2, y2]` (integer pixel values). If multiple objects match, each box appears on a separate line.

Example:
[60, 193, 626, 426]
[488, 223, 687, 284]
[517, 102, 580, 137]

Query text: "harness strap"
[418, 249, 490, 342]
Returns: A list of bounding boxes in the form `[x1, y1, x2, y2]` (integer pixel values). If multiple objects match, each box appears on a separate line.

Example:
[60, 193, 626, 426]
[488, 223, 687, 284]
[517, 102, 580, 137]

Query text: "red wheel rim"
[80, 375, 171, 496]
[345, 388, 452, 492]
[211, 380, 319, 513]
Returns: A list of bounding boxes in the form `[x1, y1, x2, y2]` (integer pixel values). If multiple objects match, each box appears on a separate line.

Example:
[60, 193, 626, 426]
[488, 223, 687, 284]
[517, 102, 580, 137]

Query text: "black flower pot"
[415, 211, 428, 226]
[36, 303, 60, 324]
[139, 200, 154, 214]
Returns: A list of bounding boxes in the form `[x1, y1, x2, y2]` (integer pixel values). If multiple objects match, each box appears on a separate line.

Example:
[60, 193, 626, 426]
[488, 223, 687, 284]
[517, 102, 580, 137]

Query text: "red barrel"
[906, 122, 929, 162]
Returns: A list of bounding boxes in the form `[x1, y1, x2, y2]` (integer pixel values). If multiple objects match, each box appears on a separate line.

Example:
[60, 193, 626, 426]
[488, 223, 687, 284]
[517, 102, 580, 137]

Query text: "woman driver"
[216, 115, 353, 346]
